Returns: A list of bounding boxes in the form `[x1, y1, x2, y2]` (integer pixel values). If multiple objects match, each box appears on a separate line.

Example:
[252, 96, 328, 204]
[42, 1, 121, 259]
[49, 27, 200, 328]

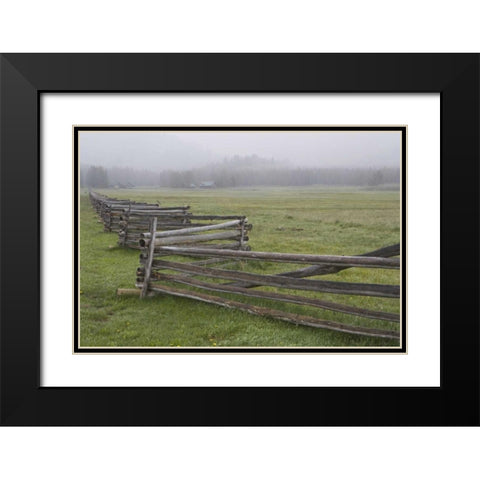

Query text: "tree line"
[81, 159, 400, 189]
[157, 166, 399, 188]
[81, 165, 109, 188]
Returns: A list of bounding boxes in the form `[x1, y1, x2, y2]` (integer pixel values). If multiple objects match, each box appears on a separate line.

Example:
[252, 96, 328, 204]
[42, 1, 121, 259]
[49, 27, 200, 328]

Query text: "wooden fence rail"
[87, 191, 401, 341]
[117, 207, 192, 247]
[135, 223, 401, 339]
[88, 191, 192, 245]
[89, 191, 160, 232]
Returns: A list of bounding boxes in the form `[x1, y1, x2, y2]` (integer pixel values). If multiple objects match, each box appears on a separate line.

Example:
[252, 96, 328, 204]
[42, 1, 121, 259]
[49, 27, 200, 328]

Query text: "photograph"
[77, 126, 405, 351]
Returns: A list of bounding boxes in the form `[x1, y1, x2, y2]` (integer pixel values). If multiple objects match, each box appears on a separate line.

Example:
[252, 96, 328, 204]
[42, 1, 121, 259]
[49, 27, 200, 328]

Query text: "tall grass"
[80, 186, 400, 347]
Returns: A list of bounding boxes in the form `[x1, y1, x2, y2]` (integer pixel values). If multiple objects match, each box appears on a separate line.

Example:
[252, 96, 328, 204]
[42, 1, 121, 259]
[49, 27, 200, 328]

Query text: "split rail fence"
[136, 217, 400, 340]
[89, 191, 191, 247]
[88, 191, 401, 340]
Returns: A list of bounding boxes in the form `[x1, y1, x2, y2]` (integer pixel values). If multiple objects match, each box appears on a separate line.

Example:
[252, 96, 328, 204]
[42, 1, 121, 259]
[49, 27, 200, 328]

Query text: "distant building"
[189, 183, 197, 188]
[199, 181, 216, 188]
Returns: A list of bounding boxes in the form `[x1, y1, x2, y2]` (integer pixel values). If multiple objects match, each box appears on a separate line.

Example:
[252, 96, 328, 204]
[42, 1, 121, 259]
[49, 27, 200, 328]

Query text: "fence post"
[240, 218, 247, 250]
[121, 201, 131, 246]
[141, 216, 158, 298]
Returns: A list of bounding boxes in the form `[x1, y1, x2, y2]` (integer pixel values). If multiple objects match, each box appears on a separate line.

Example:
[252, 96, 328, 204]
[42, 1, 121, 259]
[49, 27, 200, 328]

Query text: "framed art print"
[0, 54, 478, 425]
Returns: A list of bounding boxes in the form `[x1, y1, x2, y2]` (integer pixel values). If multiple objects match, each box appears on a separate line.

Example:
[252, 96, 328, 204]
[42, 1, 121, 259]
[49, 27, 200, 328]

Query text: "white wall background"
[1, 2, 479, 479]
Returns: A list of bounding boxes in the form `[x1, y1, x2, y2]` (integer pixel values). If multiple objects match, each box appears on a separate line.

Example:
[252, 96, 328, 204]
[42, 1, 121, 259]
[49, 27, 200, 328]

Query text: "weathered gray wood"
[142, 283, 399, 339]
[139, 242, 245, 262]
[189, 215, 246, 220]
[152, 259, 400, 298]
[156, 242, 249, 253]
[154, 273, 399, 322]
[140, 216, 158, 298]
[140, 231, 243, 247]
[121, 219, 190, 226]
[155, 246, 400, 269]
[187, 258, 239, 267]
[142, 219, 243, 238]
[122, 205, 187, 212]
[228, 243, 401, 287]
[127, 210, 189, 216]
[112, 205, 160, 212]
[183, 242, 246, 250]
[119, 202, 131, 246]
[139, 222, 204, 229]
[240, 220, 246, 249]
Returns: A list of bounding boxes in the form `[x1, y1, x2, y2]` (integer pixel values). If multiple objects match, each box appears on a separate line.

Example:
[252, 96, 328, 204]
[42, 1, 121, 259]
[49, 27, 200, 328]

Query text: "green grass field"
[80, 186, 400, 348]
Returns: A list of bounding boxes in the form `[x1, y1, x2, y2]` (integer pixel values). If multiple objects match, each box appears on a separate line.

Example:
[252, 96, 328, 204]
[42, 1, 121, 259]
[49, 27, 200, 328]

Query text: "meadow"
[79, 186, 400, 348]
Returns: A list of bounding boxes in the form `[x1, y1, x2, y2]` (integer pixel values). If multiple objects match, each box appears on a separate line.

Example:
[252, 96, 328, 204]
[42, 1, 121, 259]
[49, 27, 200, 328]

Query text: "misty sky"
[79, 130, 401, 171]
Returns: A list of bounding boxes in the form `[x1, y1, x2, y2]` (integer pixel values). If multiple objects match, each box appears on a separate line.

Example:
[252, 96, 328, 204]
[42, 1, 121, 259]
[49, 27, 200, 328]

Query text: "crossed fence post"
[140, 216, 157, 298]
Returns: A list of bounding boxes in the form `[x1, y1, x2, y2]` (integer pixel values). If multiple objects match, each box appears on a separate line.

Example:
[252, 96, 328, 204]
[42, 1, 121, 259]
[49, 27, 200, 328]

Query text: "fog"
[79, 130, 401, 171]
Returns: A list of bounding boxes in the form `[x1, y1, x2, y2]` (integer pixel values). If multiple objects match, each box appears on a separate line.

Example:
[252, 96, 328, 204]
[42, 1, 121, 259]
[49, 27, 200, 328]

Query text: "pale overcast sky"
[79, 130, 402, 171]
